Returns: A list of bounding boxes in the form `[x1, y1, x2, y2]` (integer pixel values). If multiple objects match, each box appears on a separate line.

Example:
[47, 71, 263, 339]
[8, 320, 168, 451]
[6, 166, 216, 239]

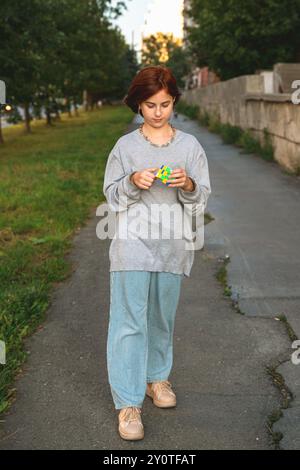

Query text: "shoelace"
[122, 407, 142, 424]
[152, 380, 174, 396]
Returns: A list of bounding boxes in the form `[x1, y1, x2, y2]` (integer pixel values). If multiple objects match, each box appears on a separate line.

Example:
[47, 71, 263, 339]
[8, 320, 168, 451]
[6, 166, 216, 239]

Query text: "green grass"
[0, 105, 133, 414]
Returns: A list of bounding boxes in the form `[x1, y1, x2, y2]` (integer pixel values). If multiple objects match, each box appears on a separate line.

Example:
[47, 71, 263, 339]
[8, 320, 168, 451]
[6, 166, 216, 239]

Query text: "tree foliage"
[0, 0, 138, 135]
[186, 0, 300, 80]
[141, 33, 190, 88]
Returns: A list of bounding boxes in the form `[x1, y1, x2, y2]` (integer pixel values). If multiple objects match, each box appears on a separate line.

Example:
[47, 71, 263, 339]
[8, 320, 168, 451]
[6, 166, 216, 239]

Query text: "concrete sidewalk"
[186, 114, 300, 450]
[0, 114, 296, 449]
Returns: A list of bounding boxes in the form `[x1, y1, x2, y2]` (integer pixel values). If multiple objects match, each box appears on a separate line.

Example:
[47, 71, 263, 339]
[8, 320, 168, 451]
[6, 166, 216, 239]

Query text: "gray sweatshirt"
[102, 127, 211, 278]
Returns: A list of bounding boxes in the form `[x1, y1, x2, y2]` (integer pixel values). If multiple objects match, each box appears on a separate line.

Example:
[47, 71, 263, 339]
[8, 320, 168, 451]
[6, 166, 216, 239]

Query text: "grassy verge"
[176, 101, 275, 163]
[0, 105, 132, 414]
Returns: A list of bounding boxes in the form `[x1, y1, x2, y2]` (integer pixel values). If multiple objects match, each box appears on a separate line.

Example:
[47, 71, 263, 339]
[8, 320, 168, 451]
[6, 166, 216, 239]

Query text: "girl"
[103, 65, 211, 440]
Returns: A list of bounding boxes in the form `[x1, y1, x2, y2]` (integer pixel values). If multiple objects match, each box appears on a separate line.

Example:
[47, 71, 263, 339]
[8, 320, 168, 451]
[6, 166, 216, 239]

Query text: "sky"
[112, 0, 184, 57]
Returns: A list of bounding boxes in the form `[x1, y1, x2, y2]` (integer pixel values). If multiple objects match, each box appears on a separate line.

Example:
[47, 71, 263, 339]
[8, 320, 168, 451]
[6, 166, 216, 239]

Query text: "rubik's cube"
[155, 164, 173, 185]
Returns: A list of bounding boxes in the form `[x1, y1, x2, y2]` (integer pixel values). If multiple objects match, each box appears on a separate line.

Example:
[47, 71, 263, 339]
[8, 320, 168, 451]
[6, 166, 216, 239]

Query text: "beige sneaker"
[146, 380, 176, 408]
[118, 406, 144, 440]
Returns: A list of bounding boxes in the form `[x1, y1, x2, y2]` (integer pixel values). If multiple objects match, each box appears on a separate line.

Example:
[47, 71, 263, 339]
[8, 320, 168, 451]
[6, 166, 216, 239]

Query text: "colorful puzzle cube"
[155, 164, 173, 185]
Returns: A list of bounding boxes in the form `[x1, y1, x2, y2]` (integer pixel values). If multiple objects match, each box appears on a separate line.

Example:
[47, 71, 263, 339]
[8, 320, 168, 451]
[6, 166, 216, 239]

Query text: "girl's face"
[139, 89, 175, 128]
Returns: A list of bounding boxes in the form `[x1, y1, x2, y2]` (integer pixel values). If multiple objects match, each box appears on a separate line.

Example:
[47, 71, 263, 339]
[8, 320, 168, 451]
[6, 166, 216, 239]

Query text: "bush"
[237, 131, 261, 154]
[207, 114, 222, 133]
[176, 101, 199, 120]
[177, 100, 275, 162]
[199, 110, 210, 127]
[261, 128, 274, 161]
[220, 124, 243, 144]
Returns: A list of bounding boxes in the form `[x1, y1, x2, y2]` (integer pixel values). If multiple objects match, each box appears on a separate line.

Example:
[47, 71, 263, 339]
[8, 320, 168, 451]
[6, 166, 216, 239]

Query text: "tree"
[186, 0, 300, 80]
[141, 33, 181, 66]
[0, 0, 52, 133]
[165, 45, 191, 89]
[0, 0, 133, 141]
[140, 33, 190, 90]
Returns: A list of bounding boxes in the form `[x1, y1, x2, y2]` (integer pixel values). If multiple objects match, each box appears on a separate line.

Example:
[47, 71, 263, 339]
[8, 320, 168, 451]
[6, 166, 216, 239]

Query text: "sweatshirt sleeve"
[177, 138, 211, 216]
[103, 140, 142, 212]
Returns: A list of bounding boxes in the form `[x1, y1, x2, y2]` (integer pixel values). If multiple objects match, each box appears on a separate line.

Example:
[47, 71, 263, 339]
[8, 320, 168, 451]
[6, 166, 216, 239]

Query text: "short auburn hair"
[123, 65, 181, 117]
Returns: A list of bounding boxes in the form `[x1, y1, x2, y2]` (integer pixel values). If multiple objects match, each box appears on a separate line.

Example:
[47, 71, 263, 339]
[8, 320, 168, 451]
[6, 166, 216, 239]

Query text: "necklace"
[139, 123, 176, 148]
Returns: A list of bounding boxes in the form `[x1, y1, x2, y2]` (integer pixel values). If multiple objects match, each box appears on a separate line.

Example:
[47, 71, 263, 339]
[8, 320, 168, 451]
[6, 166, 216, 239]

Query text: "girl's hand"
[131, 167, 159, 190]
[167, 168, 194, 191]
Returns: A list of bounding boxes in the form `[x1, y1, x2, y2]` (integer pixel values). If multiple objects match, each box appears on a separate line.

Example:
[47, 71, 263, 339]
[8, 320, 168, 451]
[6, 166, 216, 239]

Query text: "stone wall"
[181, 74, 300, 173]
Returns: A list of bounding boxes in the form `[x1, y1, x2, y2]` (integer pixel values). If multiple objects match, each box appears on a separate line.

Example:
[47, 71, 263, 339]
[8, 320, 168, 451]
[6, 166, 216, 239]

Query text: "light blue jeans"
[107, 270, 184, 410]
